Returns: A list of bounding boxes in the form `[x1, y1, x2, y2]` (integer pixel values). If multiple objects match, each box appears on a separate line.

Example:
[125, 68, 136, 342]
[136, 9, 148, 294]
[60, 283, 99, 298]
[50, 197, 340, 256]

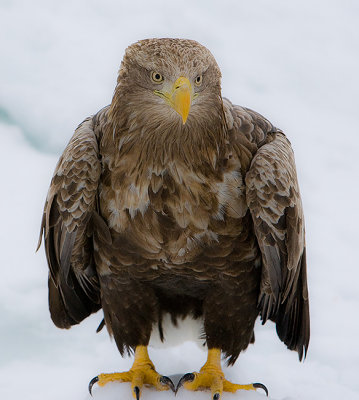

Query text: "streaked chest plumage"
[98, 158, 249, 266]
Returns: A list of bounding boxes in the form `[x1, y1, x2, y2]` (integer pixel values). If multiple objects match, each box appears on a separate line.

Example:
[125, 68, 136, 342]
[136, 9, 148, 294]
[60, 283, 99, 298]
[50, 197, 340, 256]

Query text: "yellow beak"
[170, 77, 192, 124]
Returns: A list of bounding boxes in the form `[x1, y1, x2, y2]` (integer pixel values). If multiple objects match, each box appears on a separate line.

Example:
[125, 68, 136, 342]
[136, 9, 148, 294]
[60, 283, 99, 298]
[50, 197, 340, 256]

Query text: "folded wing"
[38, 117, 102, 328]
[246, 131, 310, 360]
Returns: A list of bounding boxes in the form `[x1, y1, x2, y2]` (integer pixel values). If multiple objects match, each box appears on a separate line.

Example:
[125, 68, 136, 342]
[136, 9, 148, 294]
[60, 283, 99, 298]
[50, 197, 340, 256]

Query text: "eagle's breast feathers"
[92, 101, 265, 276]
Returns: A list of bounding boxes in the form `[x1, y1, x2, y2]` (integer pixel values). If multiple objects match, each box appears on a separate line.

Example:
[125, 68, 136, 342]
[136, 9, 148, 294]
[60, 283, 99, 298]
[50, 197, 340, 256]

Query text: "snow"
[0, 0, 358, 399]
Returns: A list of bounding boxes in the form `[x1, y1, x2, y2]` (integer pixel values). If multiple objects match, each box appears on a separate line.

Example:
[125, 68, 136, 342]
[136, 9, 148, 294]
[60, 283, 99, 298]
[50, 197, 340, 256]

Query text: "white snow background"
[0, 0, 358, 399]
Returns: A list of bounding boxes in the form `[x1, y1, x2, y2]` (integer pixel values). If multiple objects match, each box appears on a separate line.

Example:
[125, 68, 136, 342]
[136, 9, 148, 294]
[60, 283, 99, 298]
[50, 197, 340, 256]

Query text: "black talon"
[160, 375, 176, 392]
[175, 373, 195, 393]
[88, 376, 99, 396]
[253, 383, 269, 397]
[213, 393, 220, 400]
[134, 386, 140, 400]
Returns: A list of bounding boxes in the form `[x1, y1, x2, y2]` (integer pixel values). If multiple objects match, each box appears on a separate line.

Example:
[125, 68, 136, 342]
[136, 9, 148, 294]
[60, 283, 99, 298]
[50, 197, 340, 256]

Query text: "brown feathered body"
[39, 39, 309, 365]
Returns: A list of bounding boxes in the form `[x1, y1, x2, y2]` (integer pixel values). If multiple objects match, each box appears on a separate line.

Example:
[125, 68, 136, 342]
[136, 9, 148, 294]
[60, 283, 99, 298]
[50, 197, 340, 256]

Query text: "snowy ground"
[1, 1, 359, 399]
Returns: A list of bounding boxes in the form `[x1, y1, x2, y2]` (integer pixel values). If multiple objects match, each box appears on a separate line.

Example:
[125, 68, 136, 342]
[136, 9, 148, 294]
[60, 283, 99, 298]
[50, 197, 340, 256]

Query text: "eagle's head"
[109, 38, 224, 132]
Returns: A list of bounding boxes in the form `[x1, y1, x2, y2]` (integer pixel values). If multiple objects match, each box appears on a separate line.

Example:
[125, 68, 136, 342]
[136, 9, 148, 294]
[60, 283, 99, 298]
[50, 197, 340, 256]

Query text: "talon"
[179, 349, 268, 397]
[160, 375, 175, 392]
[89, 346, 170, 396]
[134, 386, 140, 400]
[88, 376, 99, 396]
[176, 372, 195, 392]
[253, 382, 269, 396]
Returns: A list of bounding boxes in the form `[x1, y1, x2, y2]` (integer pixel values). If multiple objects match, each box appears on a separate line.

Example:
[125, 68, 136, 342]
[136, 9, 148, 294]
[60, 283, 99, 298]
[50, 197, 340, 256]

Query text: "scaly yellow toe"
[89, 346, 174, 399]
[178, 349, 268, 399]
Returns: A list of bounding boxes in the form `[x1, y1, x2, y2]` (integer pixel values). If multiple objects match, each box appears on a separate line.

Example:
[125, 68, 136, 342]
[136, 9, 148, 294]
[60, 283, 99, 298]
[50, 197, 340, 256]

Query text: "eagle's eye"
[151, 71, 164, 83]
[194, 75, 203, 86]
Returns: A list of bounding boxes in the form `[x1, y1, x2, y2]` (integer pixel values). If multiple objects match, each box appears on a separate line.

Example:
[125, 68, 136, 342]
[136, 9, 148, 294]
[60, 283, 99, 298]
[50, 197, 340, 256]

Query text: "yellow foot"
[176, 349, 268, 399]
[89, 346, 174, 399]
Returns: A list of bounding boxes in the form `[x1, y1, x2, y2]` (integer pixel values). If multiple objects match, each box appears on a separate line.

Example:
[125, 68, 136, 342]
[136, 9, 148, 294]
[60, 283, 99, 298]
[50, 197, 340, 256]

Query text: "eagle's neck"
[106, 99, 230, 178]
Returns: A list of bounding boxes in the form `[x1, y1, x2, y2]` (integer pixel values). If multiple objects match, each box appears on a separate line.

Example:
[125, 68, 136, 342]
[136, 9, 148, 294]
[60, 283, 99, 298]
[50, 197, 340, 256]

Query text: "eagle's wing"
[244, 122, 309, 360]
[38, 113, 104, 328]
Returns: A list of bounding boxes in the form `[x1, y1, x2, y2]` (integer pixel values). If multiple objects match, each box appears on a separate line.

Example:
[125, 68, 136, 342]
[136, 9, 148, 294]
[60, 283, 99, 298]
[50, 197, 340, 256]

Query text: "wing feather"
[245, 130, 310, 360]
[38, 115, 103, 328]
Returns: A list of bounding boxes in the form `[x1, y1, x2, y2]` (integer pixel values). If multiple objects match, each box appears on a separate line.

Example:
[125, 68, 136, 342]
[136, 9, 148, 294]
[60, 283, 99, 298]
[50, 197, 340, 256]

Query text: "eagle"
[38, 38, 309, 400]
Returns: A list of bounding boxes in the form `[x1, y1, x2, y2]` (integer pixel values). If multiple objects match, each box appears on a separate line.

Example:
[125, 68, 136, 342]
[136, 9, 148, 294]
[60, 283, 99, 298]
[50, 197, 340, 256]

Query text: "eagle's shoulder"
[222, 98, 281, 174]
[223, 97, 280, 146]
[92, 105, 111, 143]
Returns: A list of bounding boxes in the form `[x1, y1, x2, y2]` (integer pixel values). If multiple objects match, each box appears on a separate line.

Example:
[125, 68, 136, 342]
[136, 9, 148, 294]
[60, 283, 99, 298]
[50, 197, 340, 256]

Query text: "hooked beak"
[154, 76, 193, 124]
[170, 77, 192, 124]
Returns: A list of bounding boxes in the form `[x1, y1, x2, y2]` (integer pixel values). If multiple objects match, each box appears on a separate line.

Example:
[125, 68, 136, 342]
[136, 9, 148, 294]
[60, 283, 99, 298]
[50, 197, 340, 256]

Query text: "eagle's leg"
[89, 345, 174, 399]
[177, 348, 267, 399]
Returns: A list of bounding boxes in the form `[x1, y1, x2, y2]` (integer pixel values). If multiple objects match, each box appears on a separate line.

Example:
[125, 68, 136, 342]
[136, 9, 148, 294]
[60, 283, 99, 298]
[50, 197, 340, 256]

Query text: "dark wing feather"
[245, 130, 310, 360]
[38, 116, 102, 328]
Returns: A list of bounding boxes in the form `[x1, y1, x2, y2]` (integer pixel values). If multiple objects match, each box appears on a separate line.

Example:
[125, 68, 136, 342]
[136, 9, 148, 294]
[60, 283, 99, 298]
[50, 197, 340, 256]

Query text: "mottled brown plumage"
[39, 38, 309, 369]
